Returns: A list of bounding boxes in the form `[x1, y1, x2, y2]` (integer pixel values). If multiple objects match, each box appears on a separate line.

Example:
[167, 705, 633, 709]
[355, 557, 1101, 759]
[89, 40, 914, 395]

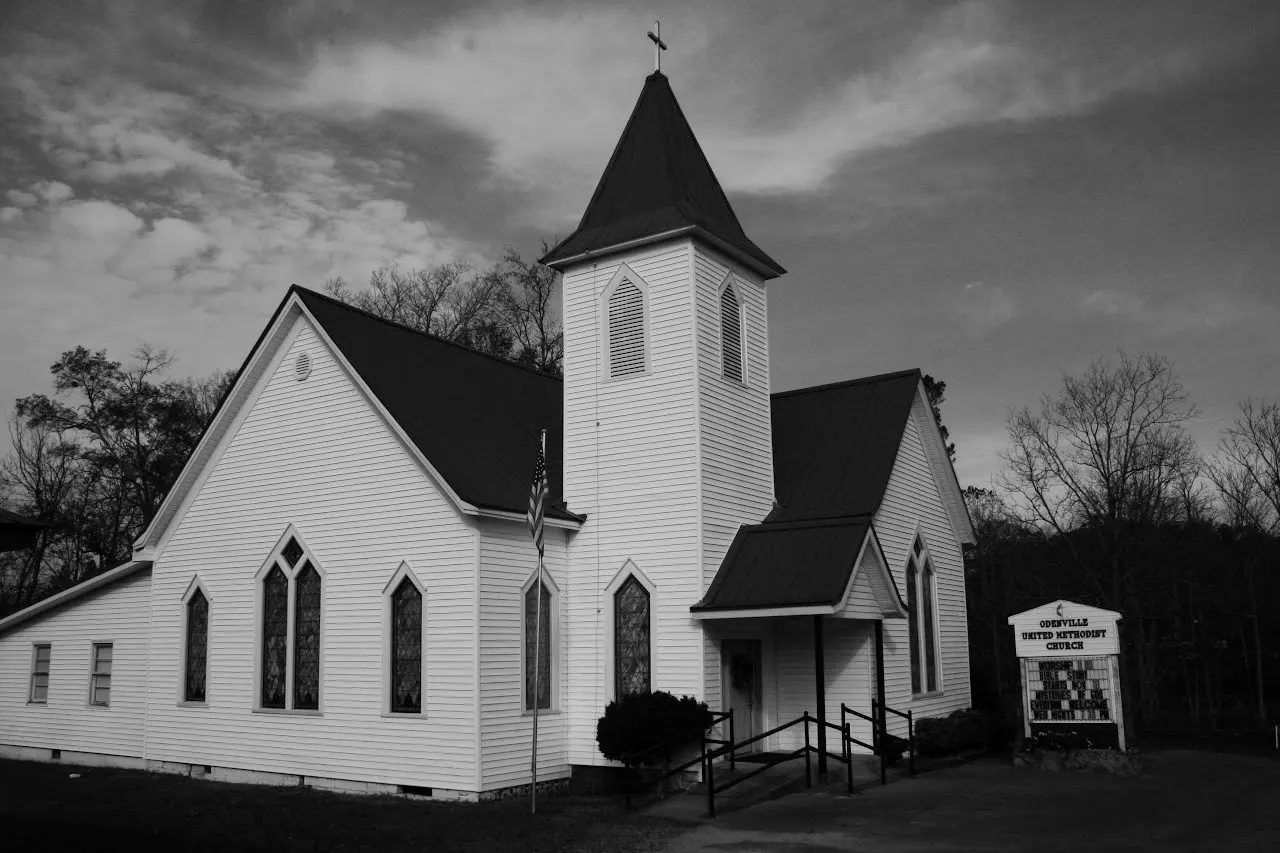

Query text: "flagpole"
[530, 428, 547, 814]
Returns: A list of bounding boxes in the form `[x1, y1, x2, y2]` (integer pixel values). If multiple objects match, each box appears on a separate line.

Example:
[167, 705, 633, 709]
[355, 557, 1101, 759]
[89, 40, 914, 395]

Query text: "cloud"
[1079, 288, 1274, 337]
[270, 0, 1217, 211]
[952, 281, 1018, 337]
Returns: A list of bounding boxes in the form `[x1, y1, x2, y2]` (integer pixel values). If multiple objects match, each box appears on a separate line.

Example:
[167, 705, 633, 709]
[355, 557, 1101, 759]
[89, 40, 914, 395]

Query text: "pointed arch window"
[390, 577, 423, 714]
[614, 575, 651, 698]
[720, 283, 745, 382]
[607, 277, 647, 378]
[185, 588, 209, 703]
[293, 563, 322, 710]
[257, 532, 324, 712]
[906, 533, 940, 695]
[261, 566, 289, 709]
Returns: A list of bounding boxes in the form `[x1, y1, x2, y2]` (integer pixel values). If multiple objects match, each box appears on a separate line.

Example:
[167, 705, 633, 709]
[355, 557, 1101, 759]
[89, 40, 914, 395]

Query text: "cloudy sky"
[2, 0, 1278, 488]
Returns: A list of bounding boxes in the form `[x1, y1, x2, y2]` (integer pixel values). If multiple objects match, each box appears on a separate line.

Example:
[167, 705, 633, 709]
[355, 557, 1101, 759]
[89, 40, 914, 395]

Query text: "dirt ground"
[3, 750, 1277, 851]
[660, 750, 1280, 853]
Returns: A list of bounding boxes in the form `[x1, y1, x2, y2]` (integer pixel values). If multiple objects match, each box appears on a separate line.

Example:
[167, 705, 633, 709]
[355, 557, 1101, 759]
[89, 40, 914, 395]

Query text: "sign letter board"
[1008, 600, 1126, 751]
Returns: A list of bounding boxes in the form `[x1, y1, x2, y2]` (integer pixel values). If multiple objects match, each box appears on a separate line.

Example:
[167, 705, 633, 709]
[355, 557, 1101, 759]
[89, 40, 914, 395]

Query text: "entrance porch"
[692, 519, 908, 777]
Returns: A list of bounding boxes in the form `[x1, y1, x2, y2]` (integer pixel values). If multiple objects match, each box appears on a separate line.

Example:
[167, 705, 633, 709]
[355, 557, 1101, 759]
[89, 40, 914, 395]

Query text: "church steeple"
[540, 72, 785, 279]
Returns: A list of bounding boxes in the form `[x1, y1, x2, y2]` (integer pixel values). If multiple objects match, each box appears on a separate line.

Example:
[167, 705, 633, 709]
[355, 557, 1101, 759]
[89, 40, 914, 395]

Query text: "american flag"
[527, 433, 548, 555]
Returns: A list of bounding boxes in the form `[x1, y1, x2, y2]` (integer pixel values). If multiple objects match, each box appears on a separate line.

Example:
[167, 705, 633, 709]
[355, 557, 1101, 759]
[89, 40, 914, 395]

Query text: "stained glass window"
[282, 537, 303, 568]
[391, 578, 422, 713]
[524, 581, 552, 710]
[906, 562, 921, 694]
[614, 576, 650, 698]
[293, 563, 321, 710]
[922, 561, 938, 692]
[185, 589, 208, 702]
[261, 565, 288, 709]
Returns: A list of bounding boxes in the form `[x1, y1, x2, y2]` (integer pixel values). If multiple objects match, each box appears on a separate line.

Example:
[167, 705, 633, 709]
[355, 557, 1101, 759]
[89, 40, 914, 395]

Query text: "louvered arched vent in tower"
[720, 286, 744, 382]
[608, 278, 646, 378]
[295, 352, 312, 381]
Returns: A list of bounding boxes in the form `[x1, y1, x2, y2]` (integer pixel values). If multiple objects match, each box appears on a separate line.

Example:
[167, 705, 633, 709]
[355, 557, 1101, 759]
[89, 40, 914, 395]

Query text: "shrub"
[596, 691, 715, 767]
[913, 708, 1004, 758]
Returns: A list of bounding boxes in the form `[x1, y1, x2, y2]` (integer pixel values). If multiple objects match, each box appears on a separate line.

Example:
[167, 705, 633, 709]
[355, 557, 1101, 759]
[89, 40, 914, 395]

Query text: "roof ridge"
[748, 514, 874, 531]
[291, 284, 563, 384]
[771, 368, 920, 400]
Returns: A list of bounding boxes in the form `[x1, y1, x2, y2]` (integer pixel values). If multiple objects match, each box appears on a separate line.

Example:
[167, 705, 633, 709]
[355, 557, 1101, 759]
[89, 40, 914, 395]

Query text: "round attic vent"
[295, 352, 312, 381]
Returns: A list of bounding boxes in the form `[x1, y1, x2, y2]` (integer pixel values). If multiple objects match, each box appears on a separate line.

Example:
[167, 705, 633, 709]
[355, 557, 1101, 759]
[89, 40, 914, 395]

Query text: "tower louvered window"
[721, 286, 744, 382]
[608, 278, 646, 378]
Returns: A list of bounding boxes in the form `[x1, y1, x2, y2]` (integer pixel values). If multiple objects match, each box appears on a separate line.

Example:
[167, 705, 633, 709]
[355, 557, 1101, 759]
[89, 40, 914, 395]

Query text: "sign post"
[1007, 600, 1126, 751]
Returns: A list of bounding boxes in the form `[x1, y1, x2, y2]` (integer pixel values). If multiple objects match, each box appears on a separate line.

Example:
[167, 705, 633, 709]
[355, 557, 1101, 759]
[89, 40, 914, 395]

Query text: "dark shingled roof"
[694, 369, 922, 613]
[540, 72, 784, 279]
[692, 517, 871, 612]
[768, 369, 921, 523]
[0, 507, 55, 552]
[295, 288, 578, 521]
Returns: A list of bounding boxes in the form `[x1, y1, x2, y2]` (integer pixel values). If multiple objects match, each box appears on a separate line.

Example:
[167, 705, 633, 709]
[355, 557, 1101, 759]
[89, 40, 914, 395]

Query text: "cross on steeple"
[647, 21, 667, 72]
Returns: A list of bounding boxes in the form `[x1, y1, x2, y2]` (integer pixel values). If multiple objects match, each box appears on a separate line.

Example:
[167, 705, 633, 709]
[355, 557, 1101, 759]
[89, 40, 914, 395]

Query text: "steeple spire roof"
[540, 72, 784, 279]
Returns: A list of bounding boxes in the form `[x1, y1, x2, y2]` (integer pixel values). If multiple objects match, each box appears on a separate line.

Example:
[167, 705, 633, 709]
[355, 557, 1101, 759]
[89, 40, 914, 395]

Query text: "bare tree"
[999, 351, 1203, 734]
[1217, 400, 1280, 532]
[323, 248, 564, 376]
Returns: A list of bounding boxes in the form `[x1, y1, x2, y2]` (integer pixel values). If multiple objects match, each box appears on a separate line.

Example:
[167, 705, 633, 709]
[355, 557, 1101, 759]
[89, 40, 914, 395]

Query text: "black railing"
[840, 702, 883, 786]
[621, 709, 734, 808]
[872, 698, 916, 777]
[621, 700, 913, 817]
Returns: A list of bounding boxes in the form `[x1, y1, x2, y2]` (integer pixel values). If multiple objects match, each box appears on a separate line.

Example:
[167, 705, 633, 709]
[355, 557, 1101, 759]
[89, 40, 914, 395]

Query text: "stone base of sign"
[1013, 748, 1142, 777]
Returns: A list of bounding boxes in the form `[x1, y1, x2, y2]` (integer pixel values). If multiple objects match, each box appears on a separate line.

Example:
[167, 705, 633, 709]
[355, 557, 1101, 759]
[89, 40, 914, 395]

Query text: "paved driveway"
[660, 750, 1280, 852]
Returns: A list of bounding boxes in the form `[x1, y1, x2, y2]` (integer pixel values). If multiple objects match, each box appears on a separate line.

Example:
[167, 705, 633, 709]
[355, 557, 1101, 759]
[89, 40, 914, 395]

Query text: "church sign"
[1007, 601, 1126, 750]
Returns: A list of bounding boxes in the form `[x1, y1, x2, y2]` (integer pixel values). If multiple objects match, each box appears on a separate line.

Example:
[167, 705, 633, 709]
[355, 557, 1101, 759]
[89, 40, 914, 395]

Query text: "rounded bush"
[596, 691, 714, 767]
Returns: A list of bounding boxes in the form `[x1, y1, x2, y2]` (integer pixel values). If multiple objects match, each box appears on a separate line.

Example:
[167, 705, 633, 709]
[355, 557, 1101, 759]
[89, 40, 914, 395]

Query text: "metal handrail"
[871, 699, 916, 777]
[705, 712, 817, 817]
[622, 709, 735, 808]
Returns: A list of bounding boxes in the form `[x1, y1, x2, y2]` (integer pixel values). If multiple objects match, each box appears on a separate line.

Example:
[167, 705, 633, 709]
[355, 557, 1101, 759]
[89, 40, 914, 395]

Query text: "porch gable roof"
[692, 516, 871, 614]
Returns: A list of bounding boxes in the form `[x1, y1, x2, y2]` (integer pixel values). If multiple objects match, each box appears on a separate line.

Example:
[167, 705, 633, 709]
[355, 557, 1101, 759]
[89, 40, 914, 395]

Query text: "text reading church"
[0, 65, 975, 799]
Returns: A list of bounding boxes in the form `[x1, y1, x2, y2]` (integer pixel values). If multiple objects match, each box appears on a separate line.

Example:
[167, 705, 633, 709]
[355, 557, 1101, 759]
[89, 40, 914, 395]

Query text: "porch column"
[814, 614, 827, 777]
[874, 619, 887, 744]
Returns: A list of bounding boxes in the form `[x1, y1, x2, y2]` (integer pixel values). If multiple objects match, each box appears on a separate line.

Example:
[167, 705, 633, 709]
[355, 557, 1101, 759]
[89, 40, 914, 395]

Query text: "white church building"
[0, 70, 975, 800]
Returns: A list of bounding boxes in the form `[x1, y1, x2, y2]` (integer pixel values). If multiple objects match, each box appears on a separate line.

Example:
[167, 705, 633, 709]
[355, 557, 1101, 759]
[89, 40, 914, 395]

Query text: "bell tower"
[541, 69, 785, 765]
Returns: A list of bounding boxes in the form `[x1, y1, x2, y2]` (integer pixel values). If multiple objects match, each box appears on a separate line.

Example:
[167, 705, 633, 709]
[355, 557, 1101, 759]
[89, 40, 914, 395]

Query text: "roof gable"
[136, 287, 579, 555]
[540, 72, 784, 278]
[768, 369, 921, 523]
[295, 289, 573, 520]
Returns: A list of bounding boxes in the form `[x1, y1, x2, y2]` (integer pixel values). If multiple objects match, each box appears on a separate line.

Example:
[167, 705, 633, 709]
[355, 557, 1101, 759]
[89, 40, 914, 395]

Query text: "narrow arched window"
[906, 534, 940, 694]
[614, 576, 651, 697]
[608, 278, 646, 378]
[922, 560, 938, 692]
[185, 589, 208, 703]
[391, 578, 422, 713]
[293, 563, 322, 710]
[906, 561, 921, 694]
[524, 580, 552, 710]
[261, 566, 289, 709]
[720, 285, 744, 382]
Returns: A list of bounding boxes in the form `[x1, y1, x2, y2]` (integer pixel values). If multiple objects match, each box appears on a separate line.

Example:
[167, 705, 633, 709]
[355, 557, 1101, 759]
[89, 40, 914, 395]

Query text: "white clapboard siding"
[145, 317, 480, 791]
[770, 617, 874, 753]
[873, 393, 972, 736]
[0, 570, 151, 758]
[693, 249, 776, 714]
[476, 521, 570, 789]
[561, 240, 707, 766]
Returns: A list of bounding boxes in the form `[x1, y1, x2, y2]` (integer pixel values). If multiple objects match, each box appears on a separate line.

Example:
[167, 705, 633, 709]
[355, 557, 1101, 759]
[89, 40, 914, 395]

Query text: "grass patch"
[0, 759, 683, 852]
